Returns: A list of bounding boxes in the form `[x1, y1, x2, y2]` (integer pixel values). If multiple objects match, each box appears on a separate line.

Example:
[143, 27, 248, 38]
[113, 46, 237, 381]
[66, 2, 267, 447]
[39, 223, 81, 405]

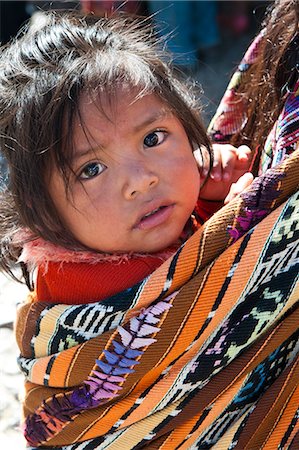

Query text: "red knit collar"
[17, 231, 177, 270]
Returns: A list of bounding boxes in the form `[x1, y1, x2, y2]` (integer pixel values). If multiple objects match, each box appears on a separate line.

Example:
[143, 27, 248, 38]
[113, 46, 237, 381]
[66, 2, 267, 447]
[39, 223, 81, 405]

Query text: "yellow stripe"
[34, 304, 69, 358]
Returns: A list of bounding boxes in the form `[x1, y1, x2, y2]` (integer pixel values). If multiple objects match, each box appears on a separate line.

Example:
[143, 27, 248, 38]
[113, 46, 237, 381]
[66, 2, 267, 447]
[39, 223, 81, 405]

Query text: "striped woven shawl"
[16, 36, 299, 449]
[16, 147, 299, 449]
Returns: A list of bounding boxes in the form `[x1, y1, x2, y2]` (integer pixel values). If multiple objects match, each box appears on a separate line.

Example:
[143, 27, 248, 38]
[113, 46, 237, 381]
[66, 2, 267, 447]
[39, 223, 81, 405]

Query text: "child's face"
[49, 90, 201, 253]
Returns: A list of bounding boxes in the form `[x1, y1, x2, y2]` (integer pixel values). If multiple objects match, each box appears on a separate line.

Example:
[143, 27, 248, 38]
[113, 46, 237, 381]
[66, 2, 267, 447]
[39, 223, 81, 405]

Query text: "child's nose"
[122, 164, 159, 200]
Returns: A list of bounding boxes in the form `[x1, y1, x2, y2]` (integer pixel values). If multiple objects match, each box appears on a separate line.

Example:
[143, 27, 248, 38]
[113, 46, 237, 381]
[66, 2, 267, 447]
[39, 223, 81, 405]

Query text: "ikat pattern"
[24, 296, 174, 446]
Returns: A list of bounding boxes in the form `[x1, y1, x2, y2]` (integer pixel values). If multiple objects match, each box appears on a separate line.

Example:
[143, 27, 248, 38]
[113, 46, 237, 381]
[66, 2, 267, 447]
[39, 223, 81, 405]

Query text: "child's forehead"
[76, 89, 172, 127]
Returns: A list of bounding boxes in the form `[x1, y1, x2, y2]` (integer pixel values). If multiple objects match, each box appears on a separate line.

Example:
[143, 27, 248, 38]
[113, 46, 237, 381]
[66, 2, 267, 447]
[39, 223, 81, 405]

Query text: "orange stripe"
[246, 358, 299, 450]
[124, 226, 210, 319]
[179, 377, 246, 449]
[263, 384, 299, 449]
[159, 250, 236, 366]
[124, 256, 174, 320]
[30, 357, 52, 386]
[159, 409, 205, 449]
[80, 391, 154, 441]
[49, 346, 80, 386]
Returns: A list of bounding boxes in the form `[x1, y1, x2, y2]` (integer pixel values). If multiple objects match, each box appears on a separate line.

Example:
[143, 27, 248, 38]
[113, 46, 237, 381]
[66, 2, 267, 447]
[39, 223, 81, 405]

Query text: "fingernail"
[213, 173, 221, 181]
[238, 145, 250, 152]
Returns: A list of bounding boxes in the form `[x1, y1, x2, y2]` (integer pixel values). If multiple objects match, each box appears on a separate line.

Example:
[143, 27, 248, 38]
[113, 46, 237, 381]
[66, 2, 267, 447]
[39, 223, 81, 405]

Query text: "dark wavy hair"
[0, 10, 211, 280]
[231, 0, 299, 173]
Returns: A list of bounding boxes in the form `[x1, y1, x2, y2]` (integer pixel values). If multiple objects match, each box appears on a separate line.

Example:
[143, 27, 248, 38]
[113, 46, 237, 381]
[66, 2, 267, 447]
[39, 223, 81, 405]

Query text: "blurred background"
[0, 0, 272, 121]
[0, 0, 273, 446]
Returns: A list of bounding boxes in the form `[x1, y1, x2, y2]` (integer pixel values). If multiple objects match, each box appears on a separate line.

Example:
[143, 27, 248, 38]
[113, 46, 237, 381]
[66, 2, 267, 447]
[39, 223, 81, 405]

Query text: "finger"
[224, 172, 254, 204]
[235, 172, 254, 188]
[210, 147, 222, 181]
[233, 172, 254, 193]
[235, 145, 252, 168]
[210, 161, 222, 180]
[224, 183, 236, 205]
[237, 145, 251, 160]
[221, 147, 238, 181]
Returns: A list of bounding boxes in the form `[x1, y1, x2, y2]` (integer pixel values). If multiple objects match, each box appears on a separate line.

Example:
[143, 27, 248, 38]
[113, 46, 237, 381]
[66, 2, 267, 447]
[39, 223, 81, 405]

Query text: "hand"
[195, 144, 252, 201]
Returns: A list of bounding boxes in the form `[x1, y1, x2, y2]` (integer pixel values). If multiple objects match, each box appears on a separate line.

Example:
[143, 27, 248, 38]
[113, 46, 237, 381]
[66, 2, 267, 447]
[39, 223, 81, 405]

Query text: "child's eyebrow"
[72, 109, 172, 164]
[71, 146, 101, 166]
[132, 109, 172, 133]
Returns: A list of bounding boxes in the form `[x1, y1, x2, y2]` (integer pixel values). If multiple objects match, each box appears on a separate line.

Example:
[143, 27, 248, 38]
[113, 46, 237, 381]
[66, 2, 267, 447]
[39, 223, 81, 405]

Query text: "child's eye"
[143, 131, 166, 148]
[79, 162, 106, 179]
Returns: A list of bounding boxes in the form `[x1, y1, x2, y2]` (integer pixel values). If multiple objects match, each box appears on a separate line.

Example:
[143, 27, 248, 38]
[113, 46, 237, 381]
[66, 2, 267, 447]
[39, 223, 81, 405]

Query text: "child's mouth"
[136, 205, 174, 230]
[143, 206, 165, 218]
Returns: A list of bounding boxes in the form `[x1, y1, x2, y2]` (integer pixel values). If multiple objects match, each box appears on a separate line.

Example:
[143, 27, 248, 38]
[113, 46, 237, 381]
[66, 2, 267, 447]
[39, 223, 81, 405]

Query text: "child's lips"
[134, 204, 175, 230]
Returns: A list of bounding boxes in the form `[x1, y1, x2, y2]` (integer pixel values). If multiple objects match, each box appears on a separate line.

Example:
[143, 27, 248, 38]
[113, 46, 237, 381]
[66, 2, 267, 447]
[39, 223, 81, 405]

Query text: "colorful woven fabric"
[16, 145, 299, 448]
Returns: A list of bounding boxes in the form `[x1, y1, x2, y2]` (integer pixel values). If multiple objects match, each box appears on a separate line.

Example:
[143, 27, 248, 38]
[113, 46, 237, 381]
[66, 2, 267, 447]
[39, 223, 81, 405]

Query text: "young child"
[0, 10, 252, 303]
[0, 11, 255, 448]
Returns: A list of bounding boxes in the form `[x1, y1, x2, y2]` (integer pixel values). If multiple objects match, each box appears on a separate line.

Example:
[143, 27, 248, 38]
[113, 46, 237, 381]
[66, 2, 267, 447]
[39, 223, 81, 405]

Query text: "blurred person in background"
[80, 0, 144, 15]
[147, 0, 220, 70]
